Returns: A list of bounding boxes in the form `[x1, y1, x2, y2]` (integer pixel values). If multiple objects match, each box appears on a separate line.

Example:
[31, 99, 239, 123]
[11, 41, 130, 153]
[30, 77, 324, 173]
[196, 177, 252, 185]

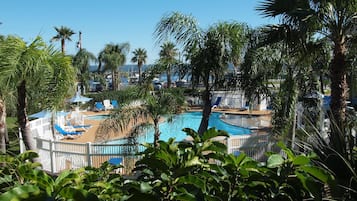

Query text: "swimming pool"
[107, 112, 251, 144]
[86, 114, 109, 120]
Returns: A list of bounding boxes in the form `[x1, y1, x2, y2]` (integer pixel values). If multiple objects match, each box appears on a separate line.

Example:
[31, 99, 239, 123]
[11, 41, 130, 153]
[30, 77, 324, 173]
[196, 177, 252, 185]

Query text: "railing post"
[86, 142, 92, 167]
[50, 139, 54, 174]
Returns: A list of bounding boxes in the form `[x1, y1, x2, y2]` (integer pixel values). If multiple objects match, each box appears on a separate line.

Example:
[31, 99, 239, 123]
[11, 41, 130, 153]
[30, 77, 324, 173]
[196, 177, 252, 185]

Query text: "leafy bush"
[0, 129, 335, 200]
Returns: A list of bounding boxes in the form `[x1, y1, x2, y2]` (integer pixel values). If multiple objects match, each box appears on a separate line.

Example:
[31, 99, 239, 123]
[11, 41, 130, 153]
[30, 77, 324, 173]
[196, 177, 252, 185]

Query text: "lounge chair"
[54, 124, 83, 136]
[103, 99, 113, 110]
[211, 97, 222, 109]
[111, 100, 119, 109]
[94, 102, 105, 111]
[66, 120, 91, 130]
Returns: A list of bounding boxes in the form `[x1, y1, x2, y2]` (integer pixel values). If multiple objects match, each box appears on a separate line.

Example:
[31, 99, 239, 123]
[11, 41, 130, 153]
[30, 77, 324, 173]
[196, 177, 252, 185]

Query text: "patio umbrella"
[68, 92, 93, 104]
[29, 110, 69, 119]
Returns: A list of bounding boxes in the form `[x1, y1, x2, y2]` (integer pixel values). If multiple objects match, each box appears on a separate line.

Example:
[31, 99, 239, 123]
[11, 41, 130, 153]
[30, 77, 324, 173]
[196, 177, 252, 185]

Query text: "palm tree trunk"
[153, 118, 160, 147]
[167, 64, 171, 88]
[111, 70, 116, 90]
[138, 65, 142, 86]
[198, 82, 211, 135]
[0, 99, 9, 153]
[17, 80, 34, 151]
[97, 61, 102, 73]
[329, 42, 347, 155]
[319, 72, 324, 94]
[61, 39, 65, 54]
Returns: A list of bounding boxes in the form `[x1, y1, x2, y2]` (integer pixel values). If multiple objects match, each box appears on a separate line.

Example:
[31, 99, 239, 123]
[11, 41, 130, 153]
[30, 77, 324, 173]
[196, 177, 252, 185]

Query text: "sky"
[0, 0, 278, 64]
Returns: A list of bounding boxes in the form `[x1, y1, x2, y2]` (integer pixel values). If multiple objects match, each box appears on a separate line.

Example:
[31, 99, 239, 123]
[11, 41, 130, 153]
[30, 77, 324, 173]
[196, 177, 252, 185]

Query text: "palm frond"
[154, 11, 202, 50]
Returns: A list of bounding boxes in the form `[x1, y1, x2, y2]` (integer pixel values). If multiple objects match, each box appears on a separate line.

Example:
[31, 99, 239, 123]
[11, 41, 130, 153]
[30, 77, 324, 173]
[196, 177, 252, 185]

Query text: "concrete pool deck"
[62, 108, 271, 143]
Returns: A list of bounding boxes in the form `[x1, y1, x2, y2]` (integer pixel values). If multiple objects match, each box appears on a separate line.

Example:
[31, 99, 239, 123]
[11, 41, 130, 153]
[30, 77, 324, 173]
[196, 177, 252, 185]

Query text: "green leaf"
[178, 175, 206, 191]
[185, 156, 202, 167]
[300, 166, 332, 183]
[296, 171, 322, 200]
[0, 185, 41, 201]
[183, 128, 200, 142]
[267, 154, 284, 168]
[0, 175, 13, 184]
[174, 191, 196, 201]
[17, 150, 39, 162]
[277, 141, 295, 160]
[161, 173, 170, 181]
[292, 155, 310, 166]
[140, 182, 153, 193]
[202, 128, 229, 141]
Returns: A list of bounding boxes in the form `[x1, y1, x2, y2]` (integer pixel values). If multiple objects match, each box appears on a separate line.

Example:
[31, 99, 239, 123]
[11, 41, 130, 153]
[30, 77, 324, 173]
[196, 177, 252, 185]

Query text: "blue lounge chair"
[54, 124, 82, 136]
[211, 97, 222, 109]
[94, 102, 105, 111]
[111, 100, 119, 109]
[66, 120, 92, 130]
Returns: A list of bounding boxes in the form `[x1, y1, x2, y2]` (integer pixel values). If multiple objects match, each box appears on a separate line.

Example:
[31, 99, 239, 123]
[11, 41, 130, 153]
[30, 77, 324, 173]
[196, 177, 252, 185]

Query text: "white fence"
[28, 114, 275, 175]
[32, 133, 275, 175]
[35, 138, 144, 174]
[226, 134, 275, 160]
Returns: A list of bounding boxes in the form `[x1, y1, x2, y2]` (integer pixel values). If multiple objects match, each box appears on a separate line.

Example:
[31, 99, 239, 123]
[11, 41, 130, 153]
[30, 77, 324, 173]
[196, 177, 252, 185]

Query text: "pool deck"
[188, 106, 272, 116]
[62, 107, 271, 143]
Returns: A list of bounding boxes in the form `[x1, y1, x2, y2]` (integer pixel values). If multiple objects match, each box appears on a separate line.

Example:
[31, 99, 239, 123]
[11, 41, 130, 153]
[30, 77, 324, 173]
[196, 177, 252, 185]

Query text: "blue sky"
[0, 0, 278, 64]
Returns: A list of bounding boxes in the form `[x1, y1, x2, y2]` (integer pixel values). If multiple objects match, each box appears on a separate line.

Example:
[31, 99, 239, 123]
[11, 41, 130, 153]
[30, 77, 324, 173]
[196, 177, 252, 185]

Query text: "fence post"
[86, 142, 92, 167]
[226, 136, 231, 154]
[18, 128, 26, 153]
[50, 139, 54, 174]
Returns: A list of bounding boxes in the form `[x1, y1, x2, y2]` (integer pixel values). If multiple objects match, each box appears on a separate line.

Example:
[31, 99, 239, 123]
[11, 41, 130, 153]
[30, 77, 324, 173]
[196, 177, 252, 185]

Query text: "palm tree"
[0, 99, 8, 153]
[154, 12, 248, 135]
[159, 42, 178, 88]
[72, 48, 97, 94]
[131, 48, 147, 85]
[98, 43, 130, 90]
[96, 91, 178, 147]
[51, 26, 75, 54]
[257, 0, 357, 149]
[0, 36, 76, 150]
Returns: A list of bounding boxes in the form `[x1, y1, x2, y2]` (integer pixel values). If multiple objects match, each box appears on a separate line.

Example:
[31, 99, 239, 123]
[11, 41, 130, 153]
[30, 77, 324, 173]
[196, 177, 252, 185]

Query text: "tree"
[131, 48, 147, 85]
[159, 42, 178, 88]
[155, 12, 248, 135]
[51, 26, 75, 54]
[0, 33, 10, 152]
[96, 90, 180, 147]
[98, 43, 130, 90]
[0, 99, 8, 153]
[0, 36, 76, 150]
[257, 0, 357, 152]
[72, 48, 97, 94]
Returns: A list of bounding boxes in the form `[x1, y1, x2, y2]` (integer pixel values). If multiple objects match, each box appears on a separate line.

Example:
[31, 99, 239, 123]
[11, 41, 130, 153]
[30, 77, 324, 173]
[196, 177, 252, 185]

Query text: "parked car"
[153, 82, 162, 90]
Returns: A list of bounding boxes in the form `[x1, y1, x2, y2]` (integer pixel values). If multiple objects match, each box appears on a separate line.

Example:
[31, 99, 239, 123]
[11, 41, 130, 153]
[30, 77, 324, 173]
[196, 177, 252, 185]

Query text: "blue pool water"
[108, 112, 251, 144]
[86, 114, 109, 120]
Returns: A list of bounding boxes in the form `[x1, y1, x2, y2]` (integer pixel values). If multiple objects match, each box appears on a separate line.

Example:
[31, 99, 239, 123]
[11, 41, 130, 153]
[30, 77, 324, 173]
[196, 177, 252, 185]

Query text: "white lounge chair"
[103, 99, 113, 110]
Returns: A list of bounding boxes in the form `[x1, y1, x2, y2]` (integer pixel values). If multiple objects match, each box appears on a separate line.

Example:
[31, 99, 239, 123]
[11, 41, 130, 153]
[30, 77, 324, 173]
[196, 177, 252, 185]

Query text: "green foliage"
[88, 86, 143, 106]
[0, 130, 336, 200]
[127, 128, 228, 201]
[0, 151, 127, 201]
[125, 129, 334, 201]
[271, 67, 298, 138]
[72, 48, 97, 94]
